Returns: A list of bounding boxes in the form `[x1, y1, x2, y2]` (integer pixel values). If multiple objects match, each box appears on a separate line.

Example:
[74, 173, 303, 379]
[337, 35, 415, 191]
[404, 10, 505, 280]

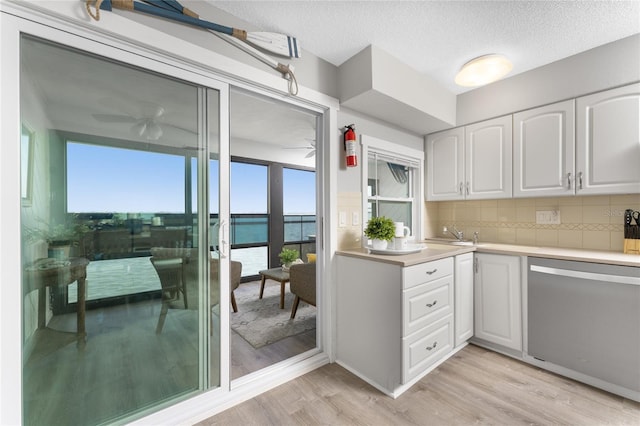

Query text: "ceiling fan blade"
[138, 101, 165, 119]
[131, 120, 163, 140]
[92, 113, 138, 123]
[163, 122, 197, 135]
[305, 150, 316, 158]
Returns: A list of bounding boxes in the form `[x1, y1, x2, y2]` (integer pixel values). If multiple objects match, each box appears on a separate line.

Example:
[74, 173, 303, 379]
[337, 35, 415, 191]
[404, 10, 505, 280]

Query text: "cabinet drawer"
[403, 276, 453, 336]
[403, 257, 453, 289]
[402, 316, 453, 383]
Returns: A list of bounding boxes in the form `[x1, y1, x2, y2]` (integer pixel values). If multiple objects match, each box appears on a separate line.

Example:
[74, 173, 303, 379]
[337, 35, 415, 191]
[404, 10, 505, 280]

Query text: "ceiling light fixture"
[455, 54, 513, 87]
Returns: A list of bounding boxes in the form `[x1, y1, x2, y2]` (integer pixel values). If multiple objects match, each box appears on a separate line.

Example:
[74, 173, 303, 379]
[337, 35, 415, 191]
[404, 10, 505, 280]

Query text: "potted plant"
[47, 221, 93, 259]
[278, 248, 299, 271]
[25, 217, 90, 259]
[364, 216, 396, 250]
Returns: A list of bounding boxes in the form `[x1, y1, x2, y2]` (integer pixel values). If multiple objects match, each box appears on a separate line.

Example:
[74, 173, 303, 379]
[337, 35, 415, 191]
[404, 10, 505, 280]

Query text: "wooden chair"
[150, 256, 187, 334]
[151, 248, 243, 334]
[289, 262, 316, 319]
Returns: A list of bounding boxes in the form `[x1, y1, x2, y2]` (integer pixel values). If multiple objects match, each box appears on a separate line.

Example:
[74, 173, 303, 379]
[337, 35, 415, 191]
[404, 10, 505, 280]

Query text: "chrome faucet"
[443, 225, 464, 241]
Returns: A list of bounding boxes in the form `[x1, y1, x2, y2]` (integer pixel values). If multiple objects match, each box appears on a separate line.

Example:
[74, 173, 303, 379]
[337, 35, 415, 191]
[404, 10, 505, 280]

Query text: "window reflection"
[20, 35, 214, 425]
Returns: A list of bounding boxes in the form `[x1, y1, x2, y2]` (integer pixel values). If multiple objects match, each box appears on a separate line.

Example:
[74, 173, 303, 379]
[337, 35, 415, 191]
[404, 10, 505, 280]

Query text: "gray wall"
[456, 34, 640, 125]
[337, 108, 424, 193]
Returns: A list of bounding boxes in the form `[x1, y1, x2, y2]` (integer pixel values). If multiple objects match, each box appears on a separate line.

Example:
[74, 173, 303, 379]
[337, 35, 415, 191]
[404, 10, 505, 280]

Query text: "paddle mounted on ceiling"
[85, 0, 301, 94]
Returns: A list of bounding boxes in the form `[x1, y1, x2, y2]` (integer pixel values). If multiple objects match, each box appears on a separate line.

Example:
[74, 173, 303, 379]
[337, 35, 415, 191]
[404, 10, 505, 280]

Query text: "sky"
[66, 142, 315, 215]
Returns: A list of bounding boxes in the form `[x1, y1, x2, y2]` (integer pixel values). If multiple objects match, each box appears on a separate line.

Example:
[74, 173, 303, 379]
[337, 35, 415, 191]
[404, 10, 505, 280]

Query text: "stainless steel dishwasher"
[528, 257, 640, 400]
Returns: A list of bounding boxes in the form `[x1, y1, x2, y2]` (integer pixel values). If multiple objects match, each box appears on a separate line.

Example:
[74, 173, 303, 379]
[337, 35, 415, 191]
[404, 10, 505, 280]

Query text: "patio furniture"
[289, 262, 316, 319]
[210, 259, 243, 312]
[258, 267, 290, 309]
[150, 256, 187, 334]
[23, 257, 90, 345]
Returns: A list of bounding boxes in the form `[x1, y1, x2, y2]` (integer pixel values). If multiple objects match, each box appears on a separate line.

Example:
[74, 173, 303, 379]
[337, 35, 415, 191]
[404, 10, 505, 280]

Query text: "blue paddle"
[87, 0, 300, 58]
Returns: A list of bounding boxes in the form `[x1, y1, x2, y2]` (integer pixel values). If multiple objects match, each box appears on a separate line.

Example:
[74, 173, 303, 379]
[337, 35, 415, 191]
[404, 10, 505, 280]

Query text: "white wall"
[337, 108, 423, 193]
[119, 0, 339, 99]
[456, 34, 640, 125]
[335, 107, 423, 249]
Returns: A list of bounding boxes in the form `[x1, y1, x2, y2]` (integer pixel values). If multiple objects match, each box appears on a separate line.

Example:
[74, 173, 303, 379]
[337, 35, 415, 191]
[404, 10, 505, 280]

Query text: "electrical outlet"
[536, 210, 561, 225]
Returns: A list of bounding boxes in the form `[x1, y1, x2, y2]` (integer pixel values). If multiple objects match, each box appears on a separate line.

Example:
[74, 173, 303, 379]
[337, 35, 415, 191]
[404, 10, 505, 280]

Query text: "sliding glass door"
[228, 89, 320, 380]
[19, 36, 223, 424]
[14, 18, 324, 424]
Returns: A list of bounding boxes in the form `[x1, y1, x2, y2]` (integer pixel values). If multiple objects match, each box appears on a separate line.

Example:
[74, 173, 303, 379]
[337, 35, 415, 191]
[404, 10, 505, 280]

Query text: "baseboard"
[336, 342, 470, 399]
[469, 338, 523, 360]
[335, 359, 397, 398]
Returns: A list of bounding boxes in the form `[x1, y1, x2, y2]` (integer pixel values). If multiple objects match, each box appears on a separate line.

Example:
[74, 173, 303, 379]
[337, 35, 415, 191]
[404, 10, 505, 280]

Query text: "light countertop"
[336, 241, 640, 268]
[335, 245, 474, 267]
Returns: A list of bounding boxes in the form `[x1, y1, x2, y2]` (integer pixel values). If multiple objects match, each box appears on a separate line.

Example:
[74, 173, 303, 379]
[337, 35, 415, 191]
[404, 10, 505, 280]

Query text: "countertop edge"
[336, 243, 640, 267]
[474, 243, 640, 267]
[335, 246, 474, 266]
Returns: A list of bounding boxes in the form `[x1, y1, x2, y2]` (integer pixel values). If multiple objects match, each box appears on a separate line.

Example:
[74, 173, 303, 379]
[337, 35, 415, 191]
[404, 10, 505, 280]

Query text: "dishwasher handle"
[530, 265, 640, 286]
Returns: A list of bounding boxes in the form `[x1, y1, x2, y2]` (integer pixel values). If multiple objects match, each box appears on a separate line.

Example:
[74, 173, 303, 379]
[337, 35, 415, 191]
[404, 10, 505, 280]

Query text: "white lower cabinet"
[403, 316, 452, 383]
[473, 253, 522, 353]
[336, 255, 457, 397]
[454, 253, 474, 346]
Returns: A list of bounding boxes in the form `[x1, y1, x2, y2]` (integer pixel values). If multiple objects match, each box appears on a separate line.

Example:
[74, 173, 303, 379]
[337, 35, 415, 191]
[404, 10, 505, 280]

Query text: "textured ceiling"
[205, 0, 640, 94]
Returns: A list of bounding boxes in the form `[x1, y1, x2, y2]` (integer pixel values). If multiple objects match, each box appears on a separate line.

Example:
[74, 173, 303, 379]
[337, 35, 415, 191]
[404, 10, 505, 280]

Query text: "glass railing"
[65, 213, 316, 301]
[285, 214, 316, 242]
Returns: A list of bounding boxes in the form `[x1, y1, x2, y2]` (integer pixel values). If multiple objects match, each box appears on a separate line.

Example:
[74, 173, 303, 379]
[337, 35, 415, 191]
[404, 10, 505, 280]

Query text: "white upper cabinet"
[426, 116, 512, 201]
[513, 100, 575, 197]
[576, 83, 640, 195]
[425, 127, 464, 200]
[465, 116, 513, 199]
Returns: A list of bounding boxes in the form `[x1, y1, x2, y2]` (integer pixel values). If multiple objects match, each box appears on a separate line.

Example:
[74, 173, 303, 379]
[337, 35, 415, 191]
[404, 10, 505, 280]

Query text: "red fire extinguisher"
[344, 124, 357, 167]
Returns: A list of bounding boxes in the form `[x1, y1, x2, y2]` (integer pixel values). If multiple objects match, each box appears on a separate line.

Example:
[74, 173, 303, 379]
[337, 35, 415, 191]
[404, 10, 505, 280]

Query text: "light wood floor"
[199, 344, 640, 426]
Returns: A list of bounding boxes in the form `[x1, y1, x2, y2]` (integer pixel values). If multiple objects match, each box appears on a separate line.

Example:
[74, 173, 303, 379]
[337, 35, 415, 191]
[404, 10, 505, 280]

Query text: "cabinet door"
[474, 253, 522, 351]
[465, 115, 513, 199]
[513, 100, 575, 197]
[454, 253, 474, 347]
[425, 127, 464, 201]
[576, 83, 640, 195]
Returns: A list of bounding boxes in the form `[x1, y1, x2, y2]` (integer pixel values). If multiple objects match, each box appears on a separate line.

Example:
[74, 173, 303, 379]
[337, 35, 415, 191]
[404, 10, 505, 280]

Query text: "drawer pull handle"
[425, 269, 437, 275]
[426, 300, 437, 308]
[426, 341, 438, 351]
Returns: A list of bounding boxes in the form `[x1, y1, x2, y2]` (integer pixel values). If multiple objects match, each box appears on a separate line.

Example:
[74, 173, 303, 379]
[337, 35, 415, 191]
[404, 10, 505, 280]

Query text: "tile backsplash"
[430, 194, 640, 252]
[338, 192, 640, 252]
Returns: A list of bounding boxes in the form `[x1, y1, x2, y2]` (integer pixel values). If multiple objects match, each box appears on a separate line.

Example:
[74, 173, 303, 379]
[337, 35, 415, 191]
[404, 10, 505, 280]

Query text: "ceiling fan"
[285, 138, 316, 158]
[92, 99, 195, 141]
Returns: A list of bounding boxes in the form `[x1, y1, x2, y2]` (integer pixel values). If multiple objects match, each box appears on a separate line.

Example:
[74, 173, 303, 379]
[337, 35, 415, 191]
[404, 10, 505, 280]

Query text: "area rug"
[230, 282, 315, 349]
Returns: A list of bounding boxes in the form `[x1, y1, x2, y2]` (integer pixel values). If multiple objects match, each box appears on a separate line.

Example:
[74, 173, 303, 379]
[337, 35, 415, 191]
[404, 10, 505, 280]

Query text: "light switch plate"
[339, 211, 347, 227]
[352, 211, 360, 226]
[536, 210, 561, 225]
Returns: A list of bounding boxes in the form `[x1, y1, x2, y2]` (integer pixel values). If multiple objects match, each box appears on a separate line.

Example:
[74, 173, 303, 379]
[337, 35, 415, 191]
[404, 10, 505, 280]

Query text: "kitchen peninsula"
[335, 242, 640, 400]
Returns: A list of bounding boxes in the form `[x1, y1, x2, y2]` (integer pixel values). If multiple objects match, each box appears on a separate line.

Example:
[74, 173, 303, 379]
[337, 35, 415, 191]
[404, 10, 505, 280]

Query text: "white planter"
[371, 239, 388, 250]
